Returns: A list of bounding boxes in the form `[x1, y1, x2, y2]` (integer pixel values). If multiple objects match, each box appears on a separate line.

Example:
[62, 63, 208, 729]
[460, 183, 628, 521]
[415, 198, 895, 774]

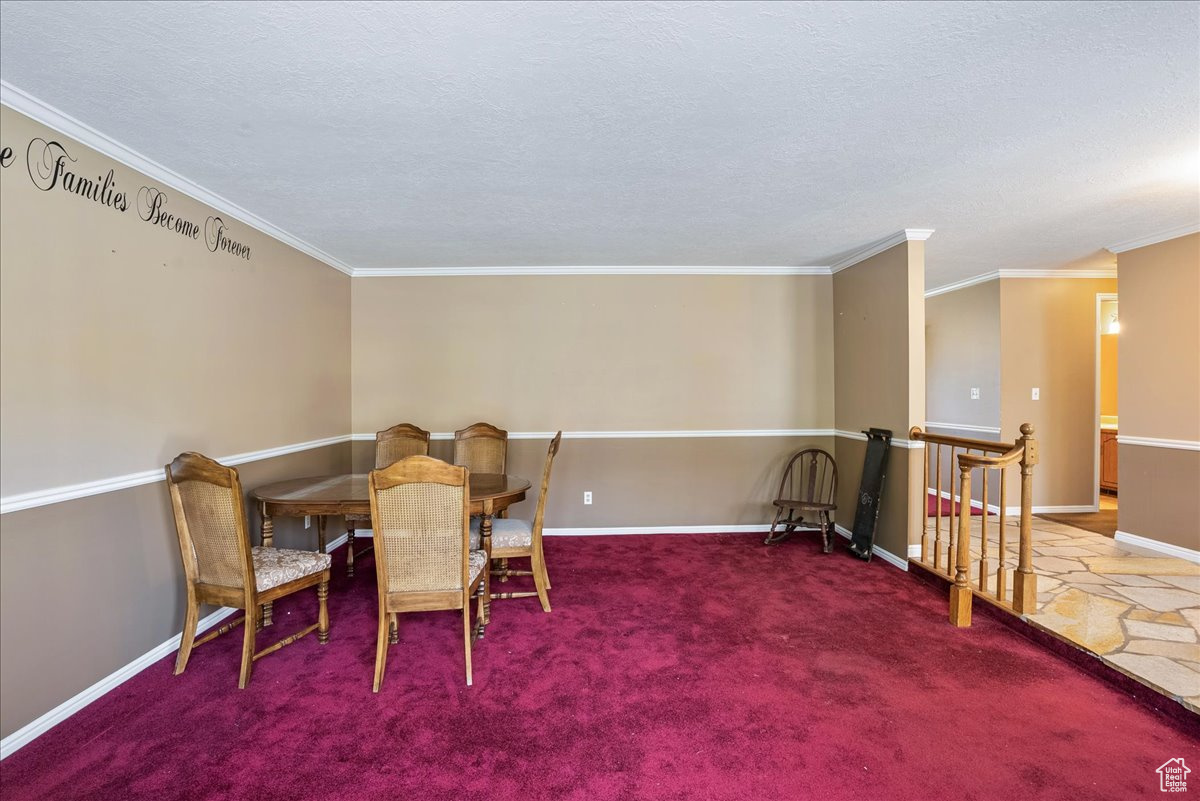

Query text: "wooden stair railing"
[909, 424, 1039, 627]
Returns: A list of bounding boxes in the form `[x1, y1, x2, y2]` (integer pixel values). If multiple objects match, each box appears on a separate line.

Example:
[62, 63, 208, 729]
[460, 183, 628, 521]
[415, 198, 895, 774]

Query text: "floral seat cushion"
[251, 546, 332, 592]
[469, 549, 487, 583]
[469, 517, 533, 550]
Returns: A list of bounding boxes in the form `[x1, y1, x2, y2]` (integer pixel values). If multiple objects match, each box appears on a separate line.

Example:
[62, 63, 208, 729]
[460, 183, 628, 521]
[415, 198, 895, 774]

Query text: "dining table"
[250, 472, 531, 631]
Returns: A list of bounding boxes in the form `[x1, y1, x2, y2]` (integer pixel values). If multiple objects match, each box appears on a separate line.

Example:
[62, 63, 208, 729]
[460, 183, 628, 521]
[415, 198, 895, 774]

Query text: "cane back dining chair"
[471, 431, 561, 612]
[453, 422, 508, 475]
[367, 455, 489, 691]
[763, 448, 838, 552]
[335, 423, 435, 577]
[375, 422, 431, 468]
[166, 452, 331, 688]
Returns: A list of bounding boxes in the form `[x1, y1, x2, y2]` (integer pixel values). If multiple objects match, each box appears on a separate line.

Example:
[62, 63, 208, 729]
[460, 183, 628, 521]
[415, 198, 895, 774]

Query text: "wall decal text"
[1, 135, 251, 261]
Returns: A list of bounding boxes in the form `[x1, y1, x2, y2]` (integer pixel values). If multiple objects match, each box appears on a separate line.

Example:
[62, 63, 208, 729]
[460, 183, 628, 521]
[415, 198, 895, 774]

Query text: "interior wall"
[1115, 233, 1200, 551]
[833, 240, 926, 560]
[0, 106, 352, 739]
[998, 276, 1118, 509]
[350, 274, 836, 528]
[1100, 332, 1118, 418]
[925, 280, 1001, 430]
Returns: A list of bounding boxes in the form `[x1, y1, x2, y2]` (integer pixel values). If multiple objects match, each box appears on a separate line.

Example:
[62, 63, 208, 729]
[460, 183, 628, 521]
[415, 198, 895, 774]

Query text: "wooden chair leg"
[531, 549, 551, 613]
[764, 507, 786, 545]
[538, 540, 551, 590]
[317, 581, 330, 644]
[388, 612, 398, 645]
[462, 602, 474, 687]
[820, 512, 833, 553]
[499, 557, 510, 582]
[372, 607, 389, 693]
[238, 606, 257, 689]
[174, 598, 200, 675]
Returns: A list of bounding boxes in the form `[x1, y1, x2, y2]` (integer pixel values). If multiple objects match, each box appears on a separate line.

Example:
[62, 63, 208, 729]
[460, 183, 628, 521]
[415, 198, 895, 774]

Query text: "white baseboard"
[930, 489, 1002, 515]
[1022, 505, 1097, 515]
[1115, 530, 1200, 564]
[0, 604, 239, 759]
[0, 533, 350, 761]
[833, 524, 908, 571]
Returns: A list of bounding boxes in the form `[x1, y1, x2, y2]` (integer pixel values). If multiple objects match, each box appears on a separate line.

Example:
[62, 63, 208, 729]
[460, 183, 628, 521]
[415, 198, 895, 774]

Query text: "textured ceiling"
[0, 1, 1197, 287]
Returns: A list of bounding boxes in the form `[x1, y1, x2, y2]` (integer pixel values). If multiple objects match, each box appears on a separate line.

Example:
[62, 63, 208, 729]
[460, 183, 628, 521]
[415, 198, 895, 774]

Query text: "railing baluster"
[934, 443, 943, 569]
[997, 467, 1008, 603]
[946, 446, 956, 577]
[979, 464, 989, 592]
[922, 442, 930, 563]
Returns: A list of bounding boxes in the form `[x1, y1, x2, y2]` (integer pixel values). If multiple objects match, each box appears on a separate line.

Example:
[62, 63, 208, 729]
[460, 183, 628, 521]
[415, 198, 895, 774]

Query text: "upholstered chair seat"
[251, 546, 333, 592]
[469, 518, 532, 551]
[468, 549, 488, 583]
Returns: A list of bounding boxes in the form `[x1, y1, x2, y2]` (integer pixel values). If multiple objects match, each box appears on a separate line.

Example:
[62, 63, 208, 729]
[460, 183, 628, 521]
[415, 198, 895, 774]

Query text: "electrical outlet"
[584, 491, 593, 505]
[1031, 387, 1040, 400]
[304, 515, 311, 529]
[970, 387, 980, 400]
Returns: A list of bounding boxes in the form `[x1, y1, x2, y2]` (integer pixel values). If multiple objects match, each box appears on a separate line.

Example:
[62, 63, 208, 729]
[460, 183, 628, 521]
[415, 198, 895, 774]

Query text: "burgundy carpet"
[1, 534, 1196, 801]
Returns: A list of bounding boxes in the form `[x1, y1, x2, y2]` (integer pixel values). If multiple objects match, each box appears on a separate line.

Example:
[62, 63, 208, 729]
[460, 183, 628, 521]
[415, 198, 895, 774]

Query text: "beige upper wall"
[999, 276, 1118, 507]
[1117, 233, 1199, 441]
[833, 241, 925, 435]
[351, 274, 834, 433]
[832, 240, 926, 558]
[925, 280, 1001, 429]
[0, 107, 351, 495]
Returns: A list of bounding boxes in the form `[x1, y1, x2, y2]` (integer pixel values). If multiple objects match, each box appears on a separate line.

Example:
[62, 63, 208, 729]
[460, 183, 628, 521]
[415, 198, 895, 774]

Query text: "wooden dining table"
[250, 472, 530, 630]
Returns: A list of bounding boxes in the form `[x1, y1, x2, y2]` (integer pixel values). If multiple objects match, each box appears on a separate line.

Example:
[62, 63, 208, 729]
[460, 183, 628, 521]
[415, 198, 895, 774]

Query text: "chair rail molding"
[924, 422, 1003, 435]
[352, 428, 838, 442]
[0, 435, 352, 514]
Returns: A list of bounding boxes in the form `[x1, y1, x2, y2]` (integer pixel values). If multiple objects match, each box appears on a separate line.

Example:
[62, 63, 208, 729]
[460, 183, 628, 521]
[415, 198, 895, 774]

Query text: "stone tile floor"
[917, 513, 1200, 714]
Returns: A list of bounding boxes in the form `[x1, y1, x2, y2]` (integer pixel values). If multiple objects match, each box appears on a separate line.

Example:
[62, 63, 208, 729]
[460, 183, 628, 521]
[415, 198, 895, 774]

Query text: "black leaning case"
[847, 428, 892, 561]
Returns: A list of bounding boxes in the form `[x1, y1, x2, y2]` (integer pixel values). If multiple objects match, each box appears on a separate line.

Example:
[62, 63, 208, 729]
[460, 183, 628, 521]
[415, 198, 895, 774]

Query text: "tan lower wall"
[0, 442, 351, 740]
[353, 436, 833, 529]
[833, 435, 915, 560]
[1117, 445, 1200, 552]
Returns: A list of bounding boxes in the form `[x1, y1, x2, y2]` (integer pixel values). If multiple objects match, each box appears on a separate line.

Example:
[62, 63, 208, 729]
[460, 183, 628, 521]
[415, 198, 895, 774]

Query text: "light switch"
[1031, 387, 1040, 400]
[970, 388, 980, 400]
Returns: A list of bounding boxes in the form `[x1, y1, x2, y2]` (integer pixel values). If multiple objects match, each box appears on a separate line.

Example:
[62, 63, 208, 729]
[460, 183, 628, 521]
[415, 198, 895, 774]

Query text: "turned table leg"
[315, 515, 327, 555]
[259, 503, 274, 627]
[346, 523, 356, 577]
[480, 504, 493, 627]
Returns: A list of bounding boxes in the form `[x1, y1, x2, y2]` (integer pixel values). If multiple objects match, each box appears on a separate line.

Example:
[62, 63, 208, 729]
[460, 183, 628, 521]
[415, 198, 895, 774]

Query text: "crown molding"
[924, 271, 1001, 298]
[924, 267, 1118, 297]
[0, 80, 356, 277]
[997, 268, 1117, 280]
[1107, 223, 1200, 254]
[351, 265, 831, 277]
[830, 229, 935, 274]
